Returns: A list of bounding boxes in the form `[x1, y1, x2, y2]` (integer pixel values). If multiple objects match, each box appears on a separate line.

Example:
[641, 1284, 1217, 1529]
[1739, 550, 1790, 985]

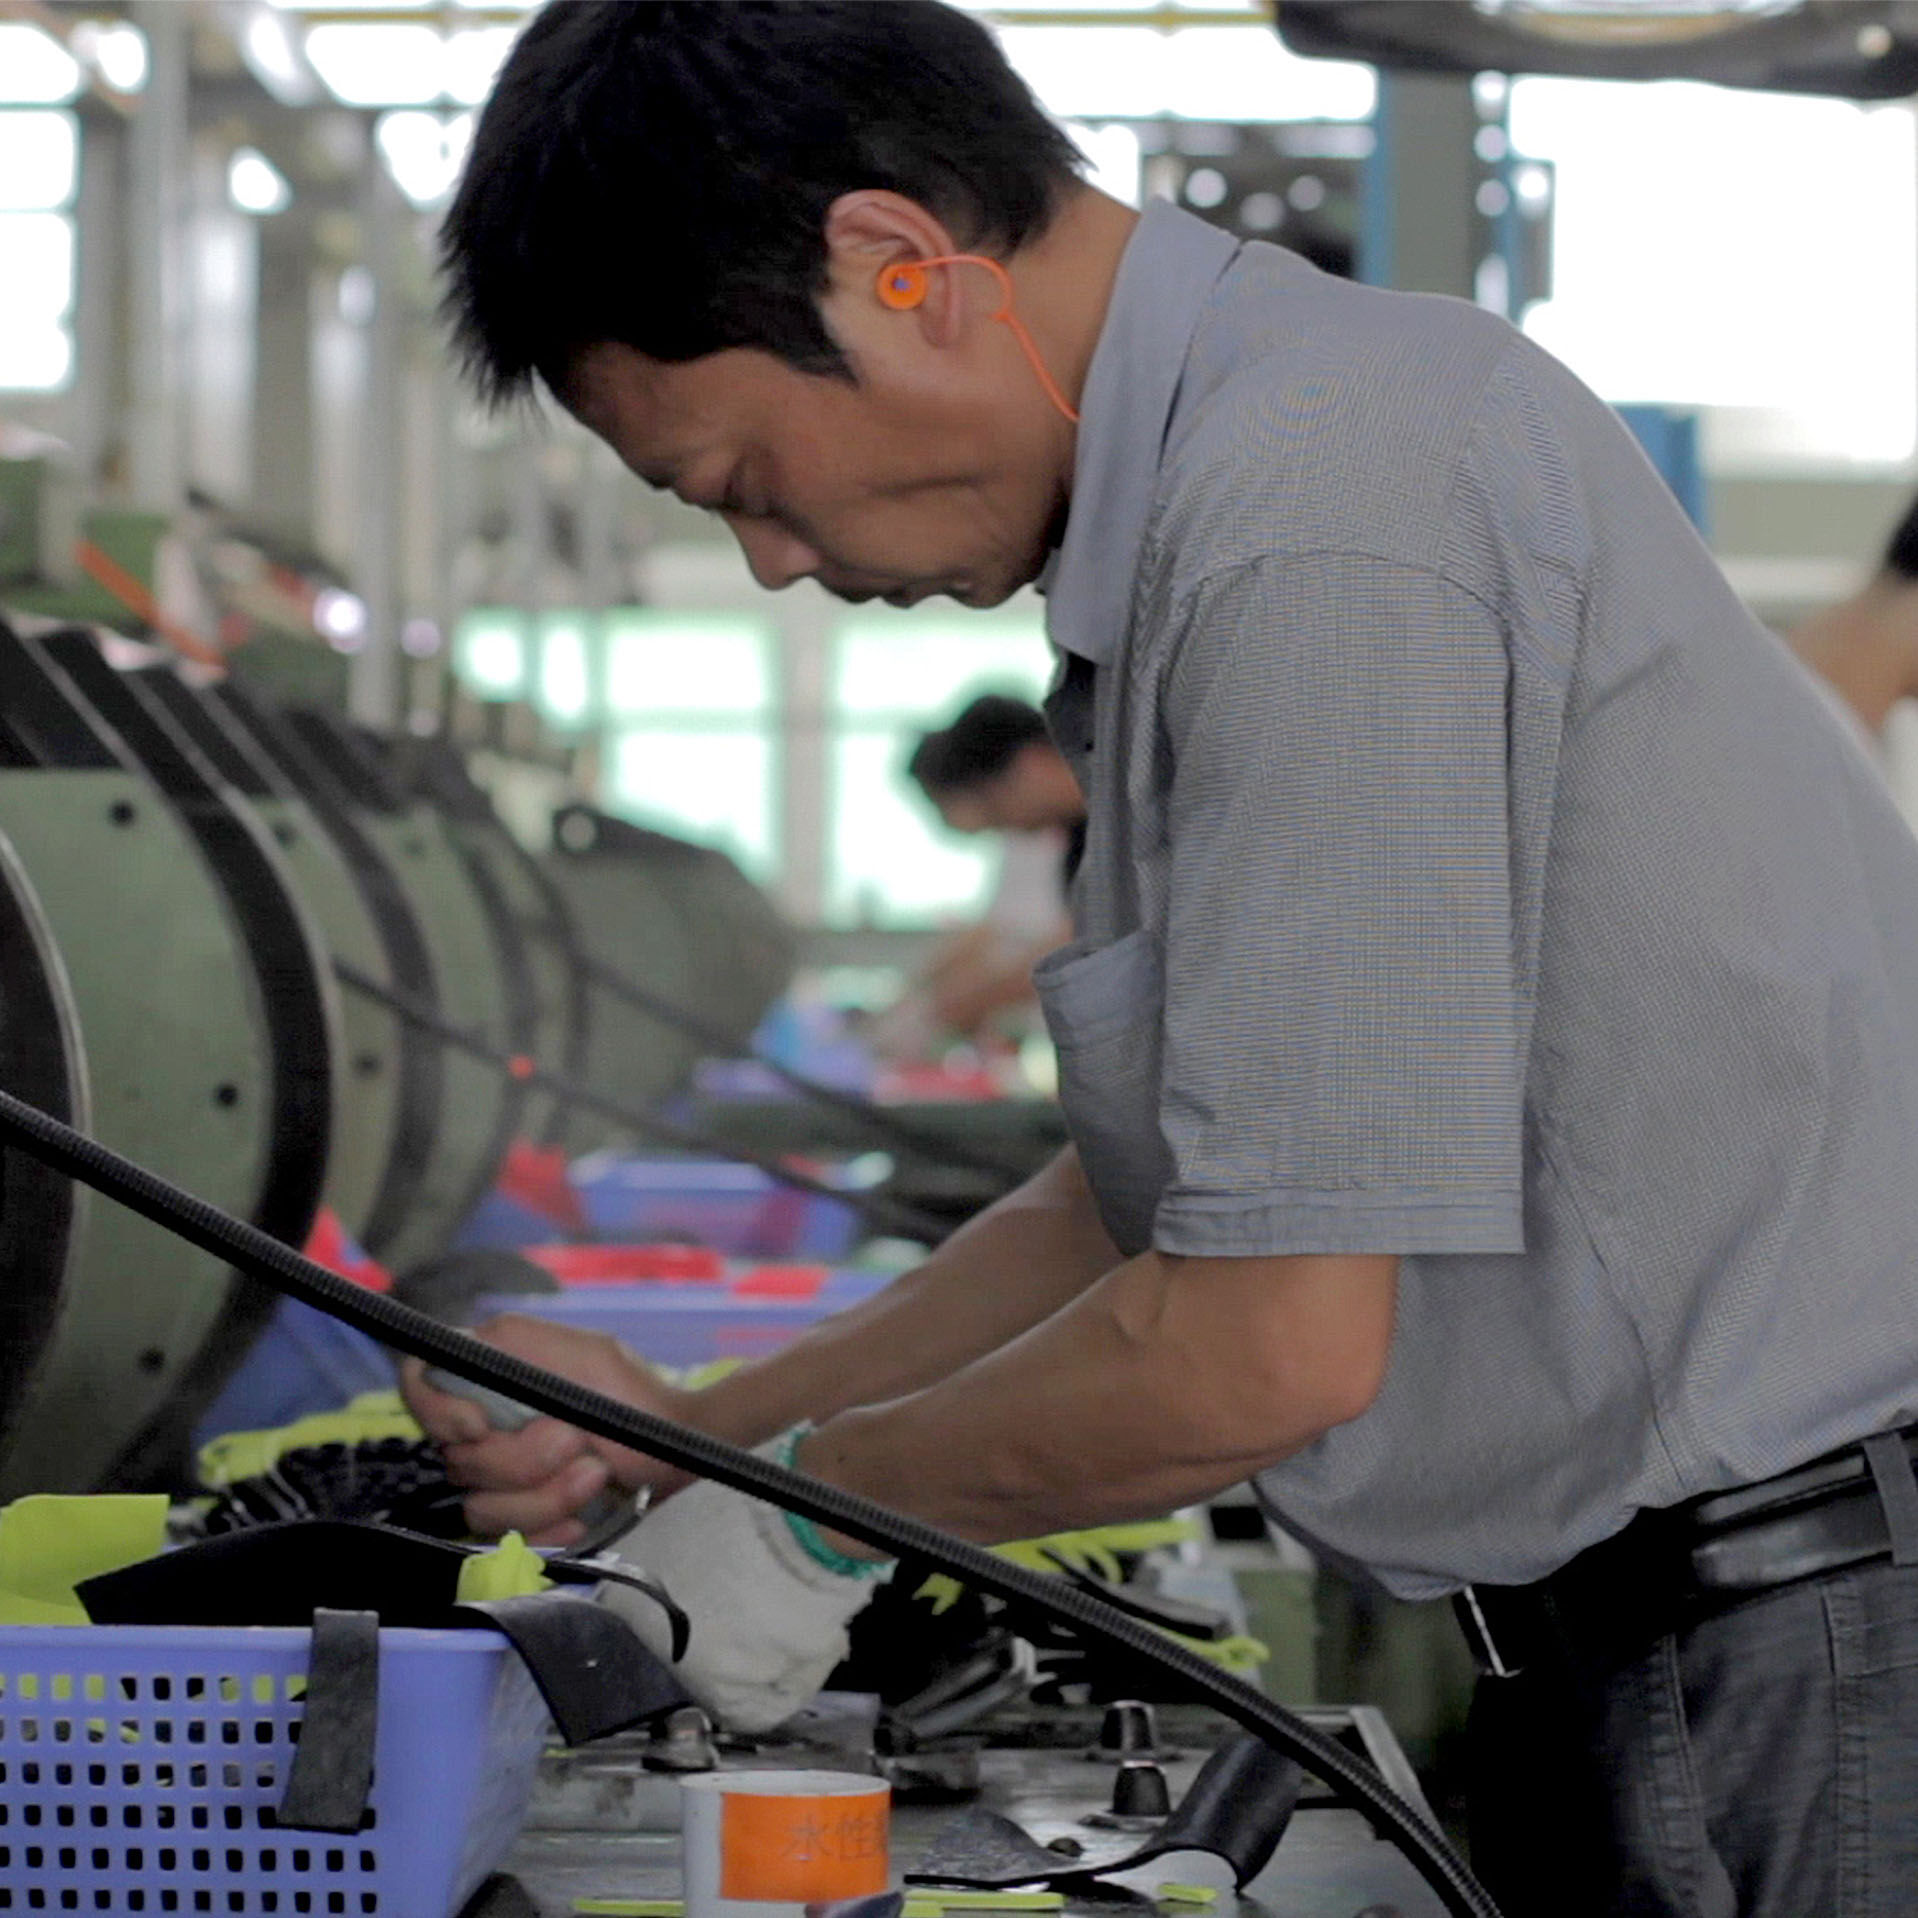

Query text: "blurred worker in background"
[873, 694, 1083, 1051]
[1789, 488, 1918, 740]
[908, 692, 1087, 847]
[407, 5, 1918, 1912]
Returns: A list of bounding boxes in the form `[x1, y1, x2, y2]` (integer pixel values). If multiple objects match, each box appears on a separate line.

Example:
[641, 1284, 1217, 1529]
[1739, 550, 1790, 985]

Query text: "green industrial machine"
[0, 457, 80, 597]
[379, 736, 593, 1150]
[0, 830, 85, 1471]
[264, 703, 539, 1271]
[0, 615, 952, 1501]
[130, 667, 407, 1246]
[206, 689, 533, 1271]
[0, 622, 317, 1496]
[542, 804, 798, 1155]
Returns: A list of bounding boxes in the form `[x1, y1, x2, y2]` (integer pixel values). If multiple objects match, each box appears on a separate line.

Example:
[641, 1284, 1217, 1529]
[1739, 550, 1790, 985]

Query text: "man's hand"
[399, 1313, 696, 1546]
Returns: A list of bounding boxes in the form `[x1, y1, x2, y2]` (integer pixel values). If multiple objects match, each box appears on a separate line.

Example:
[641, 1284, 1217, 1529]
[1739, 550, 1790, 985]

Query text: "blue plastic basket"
[0, 1622, 549, 1916]
[568, 1156, 864, 1260]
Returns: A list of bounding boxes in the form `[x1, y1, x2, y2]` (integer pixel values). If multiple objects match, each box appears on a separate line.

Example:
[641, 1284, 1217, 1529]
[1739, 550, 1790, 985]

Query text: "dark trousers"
[1468, 1556, 1918, 1917]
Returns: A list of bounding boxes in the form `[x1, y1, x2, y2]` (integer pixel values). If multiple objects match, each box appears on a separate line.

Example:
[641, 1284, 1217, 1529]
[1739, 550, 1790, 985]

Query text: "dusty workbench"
[503, 1728, 1450, 1918]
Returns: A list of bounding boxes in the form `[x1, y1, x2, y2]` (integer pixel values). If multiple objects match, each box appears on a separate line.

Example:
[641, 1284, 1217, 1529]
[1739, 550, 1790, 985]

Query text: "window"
[600, 611, 778, 884]
[0, 109, 79, 393]
[453, 607, 528, 700]
[825, 607, 1055, 927]
[1509, 78, 1918, 469]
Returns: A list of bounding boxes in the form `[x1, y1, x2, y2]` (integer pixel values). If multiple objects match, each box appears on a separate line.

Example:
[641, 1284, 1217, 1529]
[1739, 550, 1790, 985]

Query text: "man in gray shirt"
[409, 5, 1918, 1911]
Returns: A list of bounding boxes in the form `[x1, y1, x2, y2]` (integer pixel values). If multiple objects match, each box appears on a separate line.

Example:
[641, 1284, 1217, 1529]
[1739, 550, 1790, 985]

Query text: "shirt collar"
[1043, 200, 1240, 665]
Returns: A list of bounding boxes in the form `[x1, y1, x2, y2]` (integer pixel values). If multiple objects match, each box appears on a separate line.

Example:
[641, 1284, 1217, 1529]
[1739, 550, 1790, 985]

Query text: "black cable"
[331, 959, 949, 1245]
[541, 932, 1034, 1183]
[0, 1084, 1501, 1918]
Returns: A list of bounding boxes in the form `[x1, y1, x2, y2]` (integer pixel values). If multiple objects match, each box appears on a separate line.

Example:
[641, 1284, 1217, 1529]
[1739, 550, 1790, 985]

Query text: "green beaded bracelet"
[776, 1426, 891, 1581]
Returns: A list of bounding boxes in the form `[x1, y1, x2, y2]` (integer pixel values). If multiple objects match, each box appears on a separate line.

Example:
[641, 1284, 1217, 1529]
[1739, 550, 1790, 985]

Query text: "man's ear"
[822, 190, 967, 346]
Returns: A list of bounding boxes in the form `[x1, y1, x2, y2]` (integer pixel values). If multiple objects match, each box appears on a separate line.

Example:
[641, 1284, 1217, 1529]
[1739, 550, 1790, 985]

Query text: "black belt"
[1456, 1424, 1918, 1679]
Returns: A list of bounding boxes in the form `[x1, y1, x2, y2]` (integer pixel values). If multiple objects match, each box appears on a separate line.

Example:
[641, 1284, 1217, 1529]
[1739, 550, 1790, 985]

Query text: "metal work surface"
[506, 1736, 1447, 1918]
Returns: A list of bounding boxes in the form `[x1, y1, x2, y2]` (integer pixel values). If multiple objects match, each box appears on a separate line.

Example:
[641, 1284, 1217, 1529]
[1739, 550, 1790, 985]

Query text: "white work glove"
[595, 1437, 889, 1734]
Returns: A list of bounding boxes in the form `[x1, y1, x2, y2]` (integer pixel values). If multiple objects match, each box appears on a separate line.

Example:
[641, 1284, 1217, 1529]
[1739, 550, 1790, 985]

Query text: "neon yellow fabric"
[916, 1517, 1204, 1613]
[0, 1495, 170, 1625]
[455, 1531, 553, 1603]
[909, 1516, 1265, 1669]
[196, 1391, 422, 1488]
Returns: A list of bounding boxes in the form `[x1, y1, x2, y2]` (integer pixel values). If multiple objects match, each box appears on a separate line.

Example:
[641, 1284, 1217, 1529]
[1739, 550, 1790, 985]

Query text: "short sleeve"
[1150, 551, 1525, 1258]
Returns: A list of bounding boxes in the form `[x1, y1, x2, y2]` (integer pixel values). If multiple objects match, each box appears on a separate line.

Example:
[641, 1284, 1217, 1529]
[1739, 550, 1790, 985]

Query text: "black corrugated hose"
[0, 1083, 1503, 1918]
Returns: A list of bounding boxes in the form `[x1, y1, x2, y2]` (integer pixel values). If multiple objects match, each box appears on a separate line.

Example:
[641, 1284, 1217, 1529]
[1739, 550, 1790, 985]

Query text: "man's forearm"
[687, 1147, 1122, 1449]
[806, 1248, 1397, 1545]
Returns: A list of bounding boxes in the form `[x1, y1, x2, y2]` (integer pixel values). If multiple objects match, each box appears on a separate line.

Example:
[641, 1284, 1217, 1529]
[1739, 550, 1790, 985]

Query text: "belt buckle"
[1453, 1585, 1525, 1679]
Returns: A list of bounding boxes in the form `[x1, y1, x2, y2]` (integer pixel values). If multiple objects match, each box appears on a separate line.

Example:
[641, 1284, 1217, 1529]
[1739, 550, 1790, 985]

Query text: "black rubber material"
[906, 1734, 1303, 1889]
[0, 1084, 1502, 1918]
[332, 958, 951, 1244]
[276, 1607, 379, 1834]
[454, 1589, 691, 1745]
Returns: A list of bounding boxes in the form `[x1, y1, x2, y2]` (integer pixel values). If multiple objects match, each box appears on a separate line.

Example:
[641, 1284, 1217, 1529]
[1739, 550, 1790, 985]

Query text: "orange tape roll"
[683, 1771, 891, 1914]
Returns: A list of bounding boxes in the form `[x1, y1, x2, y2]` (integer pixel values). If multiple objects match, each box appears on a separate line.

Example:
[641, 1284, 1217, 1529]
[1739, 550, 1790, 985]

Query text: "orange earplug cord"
[878, 254, 1080, 426]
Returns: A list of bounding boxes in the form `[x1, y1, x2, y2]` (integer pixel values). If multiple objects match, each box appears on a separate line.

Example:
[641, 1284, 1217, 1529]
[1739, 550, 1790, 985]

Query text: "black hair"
[908, 693, 1050, 797]
[1883, 489, 1918, 583]
[441, 0, 1083, 405]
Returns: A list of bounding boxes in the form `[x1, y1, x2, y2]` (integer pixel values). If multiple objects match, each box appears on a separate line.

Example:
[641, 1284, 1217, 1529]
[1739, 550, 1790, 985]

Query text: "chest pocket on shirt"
[1034, 929, 1175, 1258]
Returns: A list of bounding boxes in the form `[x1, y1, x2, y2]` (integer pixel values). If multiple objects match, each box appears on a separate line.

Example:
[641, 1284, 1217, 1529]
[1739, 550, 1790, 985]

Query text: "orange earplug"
[872, 255, 1079, 425]
[876, 263, 928, 310]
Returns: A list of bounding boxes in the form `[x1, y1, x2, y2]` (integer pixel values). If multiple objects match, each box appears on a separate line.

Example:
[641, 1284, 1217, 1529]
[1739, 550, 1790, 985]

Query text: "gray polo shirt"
[1038, 199, 1918, 1598]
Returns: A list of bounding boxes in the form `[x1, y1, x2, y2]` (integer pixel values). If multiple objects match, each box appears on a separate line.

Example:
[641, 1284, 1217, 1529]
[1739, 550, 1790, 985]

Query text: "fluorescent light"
[1185, 165, 1229, 209]
[241, 6, 319, 106]
[443, 26, 517, 106]
[303, 22, 444, 107]
[0, 112, 79, 213]
[68, 20, 149, 94]
[375, 109, 472, 207]
[314, 588, 369, 647]
[0, 24, 82, 105]
[227, 145, 292, 216]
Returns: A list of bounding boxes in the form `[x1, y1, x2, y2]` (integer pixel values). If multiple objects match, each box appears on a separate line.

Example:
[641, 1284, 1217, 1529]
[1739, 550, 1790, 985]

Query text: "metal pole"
[347, 156, 405, 725]
[125, 0, 188, 510]
[1361, 71, 1478, 299]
